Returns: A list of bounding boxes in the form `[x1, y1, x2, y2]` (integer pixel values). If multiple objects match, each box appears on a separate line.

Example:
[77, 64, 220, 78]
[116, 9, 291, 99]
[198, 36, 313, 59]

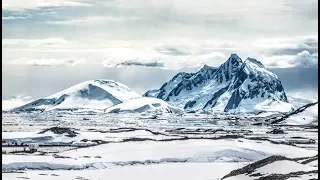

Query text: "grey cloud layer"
[116, 61, 165, 68]
[2, 0, 318, 100]
[2, 0, 318, 39]
[3, 36, 318, 69]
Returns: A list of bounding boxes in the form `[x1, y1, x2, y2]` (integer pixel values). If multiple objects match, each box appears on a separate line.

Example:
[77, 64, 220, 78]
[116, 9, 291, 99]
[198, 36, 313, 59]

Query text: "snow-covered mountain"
[13, 79, 141, 112]
[144, 54, 295, 114]
[105, 97, 183, 114]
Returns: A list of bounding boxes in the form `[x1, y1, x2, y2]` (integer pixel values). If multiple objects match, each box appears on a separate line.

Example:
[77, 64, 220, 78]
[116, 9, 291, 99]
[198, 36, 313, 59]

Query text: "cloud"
[3, 0, 92, 11]
[45, 16, 141, 25]
[2, 95, 33, 111]
[290, 50, 318, 67]
[287, 90, 318, 101]
[154, 46, 189, 56]
[101, 50, 227, 69]
[284, 0, 318, 20]
[2, 36, 318, 69]
[2, 37, 229, 70]
[260, 36, 318, 56]
[115, 61, 165, 68]
[10, 57, 85, 67]
[250, 36, 318, 68]
[262, 50, 318, 68]
[2, 38, 73, 48]
[2, 15, 29, 20]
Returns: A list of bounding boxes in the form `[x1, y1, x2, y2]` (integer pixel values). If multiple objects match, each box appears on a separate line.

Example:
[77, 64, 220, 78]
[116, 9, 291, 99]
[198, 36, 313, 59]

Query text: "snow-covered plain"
[2, 102, 318, 180]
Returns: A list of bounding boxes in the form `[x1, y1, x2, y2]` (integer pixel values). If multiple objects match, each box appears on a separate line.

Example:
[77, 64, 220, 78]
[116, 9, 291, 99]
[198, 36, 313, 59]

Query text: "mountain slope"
[270, 101, 318, 125]
[287, 96, 314, 109]
[144, 54, 294, 114]
[105, 97, 183, 114]
[13, 79, 141, 112]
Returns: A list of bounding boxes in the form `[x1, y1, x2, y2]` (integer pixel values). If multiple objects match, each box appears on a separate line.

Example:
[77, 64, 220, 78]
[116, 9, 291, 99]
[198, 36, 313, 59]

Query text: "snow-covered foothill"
[12, 79, 141, 112]
[105, 97, 183, 114]
[282, 102, 318, 125]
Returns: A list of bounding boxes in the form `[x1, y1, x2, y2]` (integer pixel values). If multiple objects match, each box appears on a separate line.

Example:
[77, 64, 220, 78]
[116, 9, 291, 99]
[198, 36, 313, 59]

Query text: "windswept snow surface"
[283, 103, 318, 125]
[12, 79, 141, 111]
[2, 109, 318, 180]
[222, 156, 318, 180]
[2, 163, 246, 180]
[2, 139, 317, 171]
[256, 160, 316, 175]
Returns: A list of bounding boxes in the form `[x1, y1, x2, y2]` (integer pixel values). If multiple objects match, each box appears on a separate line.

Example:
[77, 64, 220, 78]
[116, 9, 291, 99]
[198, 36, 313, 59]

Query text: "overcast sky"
[2, 0, 318, 109]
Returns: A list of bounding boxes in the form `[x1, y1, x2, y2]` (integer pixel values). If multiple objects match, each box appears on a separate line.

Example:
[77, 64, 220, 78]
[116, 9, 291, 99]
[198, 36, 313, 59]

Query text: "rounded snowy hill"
[105, 97, 183, 114]
[13, 79, 141, 112]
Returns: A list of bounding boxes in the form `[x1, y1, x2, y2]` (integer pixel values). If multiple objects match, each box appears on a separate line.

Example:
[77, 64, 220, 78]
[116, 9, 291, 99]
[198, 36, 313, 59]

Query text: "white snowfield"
[227, 97, 294, 114]
[256, 160, 316, 175]
[288, 96, 314, 109]
[2, 163, 246, 180]
[284, 103, 318, 125]
[2, 139, 317, 170]
[2, 92, 318, 180]
[2, 128, 177, 146]
[105, 97, 183, 114]
[223, 159, 318, 180]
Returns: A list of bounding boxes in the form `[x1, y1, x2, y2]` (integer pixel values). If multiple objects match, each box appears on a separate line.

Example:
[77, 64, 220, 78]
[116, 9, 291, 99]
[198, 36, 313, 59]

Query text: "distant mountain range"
[12, 79, 180, 114]
[12, 54, 313, 114]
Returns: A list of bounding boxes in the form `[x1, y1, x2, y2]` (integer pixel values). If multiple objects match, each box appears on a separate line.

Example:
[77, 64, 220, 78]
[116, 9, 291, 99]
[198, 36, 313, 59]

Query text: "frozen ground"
[2, 104, 318, 180]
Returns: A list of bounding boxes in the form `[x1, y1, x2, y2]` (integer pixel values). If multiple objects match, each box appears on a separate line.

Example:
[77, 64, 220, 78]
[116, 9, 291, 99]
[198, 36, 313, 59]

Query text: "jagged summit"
[230, 53, 241, 59]
[144, 54, 294, 114]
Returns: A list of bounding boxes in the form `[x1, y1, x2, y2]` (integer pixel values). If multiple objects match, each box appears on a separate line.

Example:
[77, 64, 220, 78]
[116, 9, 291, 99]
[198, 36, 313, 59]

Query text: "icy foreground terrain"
[2, 101, 318, 180]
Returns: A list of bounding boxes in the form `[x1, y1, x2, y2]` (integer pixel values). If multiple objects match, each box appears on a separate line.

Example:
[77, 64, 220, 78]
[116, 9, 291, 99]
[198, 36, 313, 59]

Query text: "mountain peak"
[144, 54, 294, 114]
[203, 64, 210, 68]
[228, 53, 242, 62]
[230, 53, 240, 58]
[223, 53, 243, 68]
